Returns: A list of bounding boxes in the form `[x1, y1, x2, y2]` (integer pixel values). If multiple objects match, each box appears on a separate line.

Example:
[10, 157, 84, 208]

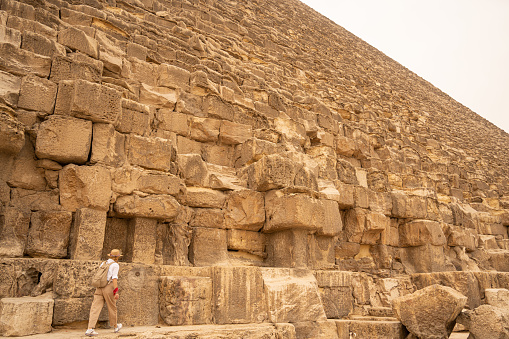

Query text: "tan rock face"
[68, 208, 106, 260]
[17, 74, 57, 114]
[225, 189, 265, 231]
[114, 194, 180, 220]
[392, 284, 467, 339]
[26, 210, 73, 258]
[0, 296, 54, 336]
[126, 134, 175, 171]
[0, 111, 25, 155]
[461, 304, 509, 339]
[0, 207, 30, 257]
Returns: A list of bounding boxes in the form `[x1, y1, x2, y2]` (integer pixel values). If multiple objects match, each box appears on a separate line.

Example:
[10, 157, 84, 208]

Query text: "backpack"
[91, 261, 113, 288]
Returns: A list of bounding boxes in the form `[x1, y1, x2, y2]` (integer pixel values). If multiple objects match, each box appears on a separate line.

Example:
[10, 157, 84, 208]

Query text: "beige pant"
[88, 282, 117, 329]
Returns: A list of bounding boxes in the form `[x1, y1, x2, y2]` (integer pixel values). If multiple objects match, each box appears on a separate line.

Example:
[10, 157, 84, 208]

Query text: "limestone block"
[391, 191, 427, 219]
[261, 268, 327, 323]
[478, 234, 499, 249]
[158, 63, 190, 90]
[0, 24, 21, 47]
[111, 166, 141, 195]
[399, 219, 446, 247]
[264, 190, 327, 233]
[189, 117, 221, 142]
[156, 109, 189, 135]
[7, 138, 46, 190]
[315, 271, 355, 319]
[335, 242, 361, 259]
[212, 266, 267, 324]
[446, 225, 477, 250]
[177, 154, 209, 187]
[17, 74, 57, 114]
[219, 120, 253, 145]
[114, 194, 180, 220]
[344, 209, 387, 244]
[159, 276, 212, 325]
[369, 191, 393, 215]
[266, 229, 309, 268]
[392, 284, 467, 339]
[190, 70, 218, 96]
[126, 134, 174, 171]
[116, 99, 151, 135]
[162, 223, 192, 266]
[35, 115, 92, 164]
[189, 227, 228, 266]
[125, 217, 157, 264]
[461, 305, 509, 339]
[95, 31, 124, 75]
[485, 288, 509, 309]
[49, 54, 102, 83]
[308, 235, 335, 269]
[0, 295, 53, 336]
[234, 138, 280, 168]
[101, 217, 128, 260]
[139, 83, 177, 109]
[333, 181, 355, 209]
[53, 297, 108, 326]
[59, 164, 111, 211]
[10, 188, 60, 211]
[336, 159, 358, 184]
[0, 111, 24, 155]
[227, 229, 265, 255]
[180, 187, 226, 208]
[224, 189, 265, 231]
[69, 208, 106, 260]
[190, 208, 224, 229]
[57, 26, 98, 58]
[294, 320, 339, 339]
[400, 244, 445, 273]
[353, 185, 369, 208]
[207, 163, 246, 190]
[335, 319, 408, 339]
[137, 171, 185, 196]
[0, 42, 51, 77]
[0, 70, 21, 107]
[0, 207, 30, 257]
[21, 30, 65, 58]
[90, 123, 126, 166]
[487, 250, 509, 272]
[203, 144, 235, 167]
[26, 210, 72, 258]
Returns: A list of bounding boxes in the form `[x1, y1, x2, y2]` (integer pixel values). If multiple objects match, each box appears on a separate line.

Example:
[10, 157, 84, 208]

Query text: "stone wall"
[1, 0, 509, 336]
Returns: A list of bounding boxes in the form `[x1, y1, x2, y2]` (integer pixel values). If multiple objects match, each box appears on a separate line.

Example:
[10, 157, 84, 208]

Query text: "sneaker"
[114, 323, 122, 333]
[85, 329, 98, 337]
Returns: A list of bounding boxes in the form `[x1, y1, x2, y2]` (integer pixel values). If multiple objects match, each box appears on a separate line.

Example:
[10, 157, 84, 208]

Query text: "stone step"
[335, 318, 408, 339]
[367, 306, 395, 318]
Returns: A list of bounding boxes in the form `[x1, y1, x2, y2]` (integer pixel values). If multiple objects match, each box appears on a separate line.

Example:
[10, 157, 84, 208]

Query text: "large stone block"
[308, 235, 335, 269]
[125, 217, 157, 265]
[392, 284, 467, 339]
[0, 70, 21, 107]
[7, 137, 46, 190]
[189, 227, 228, 266]
[261, 268, 327, 323]
[68, 208, 106, 260]
[21, 30, 65, 58]
[116, 99, 151, 135]
[49, 54, 102, 83]
[294, 320, 339, 339]
[399, 219, 447, 247]
[90, 123, 126, 166]
[0, 111, 24, 155]
[219, 120, 253, 145]
[0, 207, 30, 257]
[224, 190, 265, 231]
[59, 164, 112, 211]
[136, 171, 185, 196]
[335, 319, 408, 339]
[400, 244, 446, 273]
[243, 154, 296, 191]
[212, 266, 267, 324]
[53, 297, 108, 326]
[158, 63, 190, 90]
[266, 229, 309, 268]
[57, 26, 98, 58]
[391, 191, 427, 219]
[114, 194, 180, 220]
[159, 276, 212, 325]
[343, 208, 387, 244]
[460, 304, 509, 339]
[26, 210, 72, 258]
[180, 187, 226, 208]
[0, 295, 53, 336]
[315, 271, 355, 319]
[227, 229, 265, 256]
[485, 288, 509, 309]
[35, 115, 92, 164]
[264, 190, 339, 234]
[234, 138, 280, 168]
[126, 134, 175, 171]
[0, 42, 51, 77]
[177, 154, 209, 187]
[139, 83, 177, 108]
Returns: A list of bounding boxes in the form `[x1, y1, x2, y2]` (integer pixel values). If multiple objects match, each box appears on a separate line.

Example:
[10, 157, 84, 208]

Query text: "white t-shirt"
[100, 259, 119, 282]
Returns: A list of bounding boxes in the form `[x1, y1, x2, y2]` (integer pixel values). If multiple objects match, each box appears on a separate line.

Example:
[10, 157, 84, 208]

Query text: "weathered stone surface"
[26, 210, 73, 258]
[50, 54, 102, 83]
[189, 227, 228, 266]
[0, 70, 21, 107]
[59, 164, 111, 211]
[261, 268, 327, 323]
[125, 218, 157, 264]
[177, 154, 209, 187]
[227, 229, 265, 256]
[315, 271, 355, 319]
[90, 122, 126, 166]
[137, 171, 185, 196]
[391, 191, 427, 219]
[392, 284, 467, 339]
[224, 190, 265, 231]
[484, 288, 509, 309]
[68, 208, 106, 260]
[399, 219, 447, 247]
[57, 26, 98, 58]
[294, 320, 339, 339]
[460, 304, 509, 339]
[243, 154, 296, 191]
[0, 295, 53, 336]
[266, 229, 309, 268]
[0, 207, 30, 257]
[126, 134, 174, 171]
[400, 244, 446, 273]
[0, 111, 24, 155]
[180, 187, 226, 209]
[213, 267, 267, 324]
[343, 208, 388, 244]
[158, 63, 190, 90]
[35, 116, 92, 164]
[7, 138, 46, 190]
[335, 319, 408, 339]
[117, 99, 151, 135]
[53, 297, 108, 326]
[139, 83, 177, 108]
[235, 138, 280, 168]
[219, 120, 253, 145]
[17, 74, 57, 114]
[159, 276, 212, 325]
[114, 194, 180, 220]
[21, 30, 65, 58]
[0, 43, 51, 77]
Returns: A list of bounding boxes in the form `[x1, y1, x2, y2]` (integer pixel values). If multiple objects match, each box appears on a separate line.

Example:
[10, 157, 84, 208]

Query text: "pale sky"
[300, 0, 509, 134]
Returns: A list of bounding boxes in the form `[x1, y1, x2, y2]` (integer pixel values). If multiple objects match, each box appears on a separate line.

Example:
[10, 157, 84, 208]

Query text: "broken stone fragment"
[392, 284, 467, 339]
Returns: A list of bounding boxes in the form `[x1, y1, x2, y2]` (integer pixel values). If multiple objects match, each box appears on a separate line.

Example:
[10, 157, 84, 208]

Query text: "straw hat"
[108, 249, 123, 258]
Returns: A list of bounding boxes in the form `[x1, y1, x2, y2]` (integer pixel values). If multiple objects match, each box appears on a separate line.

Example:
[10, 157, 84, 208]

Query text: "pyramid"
[0, 0, 508, 337]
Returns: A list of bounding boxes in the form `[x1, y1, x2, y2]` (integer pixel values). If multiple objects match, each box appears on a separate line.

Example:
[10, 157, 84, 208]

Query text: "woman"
[85, 249, 123, 337]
